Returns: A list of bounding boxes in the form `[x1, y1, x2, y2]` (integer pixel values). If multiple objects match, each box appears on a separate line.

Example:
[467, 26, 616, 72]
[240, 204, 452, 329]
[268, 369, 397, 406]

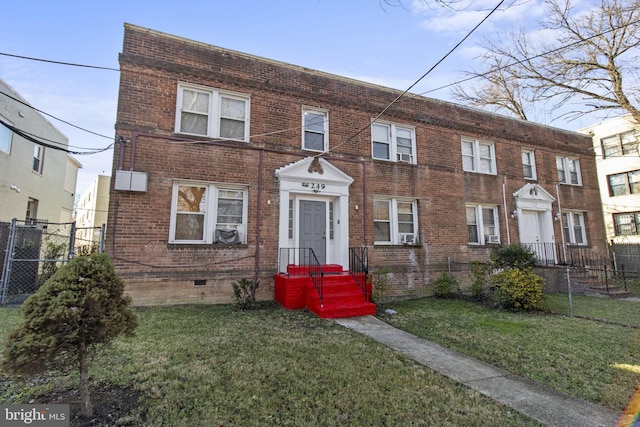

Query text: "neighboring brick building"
[108, 23, 607, 306]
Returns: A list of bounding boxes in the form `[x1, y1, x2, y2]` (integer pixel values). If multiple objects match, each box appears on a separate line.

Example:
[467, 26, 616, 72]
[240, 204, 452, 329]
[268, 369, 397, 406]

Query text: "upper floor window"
[373, 198, 418, 245]
[613, 212, 640, 236]
[33, 145, 44, 174]
[466, 205, 499, 245]
[522, 149, 536, 180]
[556, 156, 581, 185]
[169, 181, 248, 244]
[0, 118, 12, 153]
[371, 122, 416, 164]
[302, 108, 328, 152]
[562, 211, 586, 245]
[461, 138, 496, 174]
[608, 170, 640, 196]
[176, 84, 250, 141]
[601, 131, 637, 158]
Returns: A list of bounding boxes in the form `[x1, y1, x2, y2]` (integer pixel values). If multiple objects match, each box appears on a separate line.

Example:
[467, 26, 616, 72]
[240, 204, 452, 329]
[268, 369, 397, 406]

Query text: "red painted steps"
[274, 265, 376, 319]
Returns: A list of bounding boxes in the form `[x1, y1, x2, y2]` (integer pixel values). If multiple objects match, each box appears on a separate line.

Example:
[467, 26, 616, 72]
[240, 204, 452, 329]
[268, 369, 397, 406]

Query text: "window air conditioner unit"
[485, 234, 500, 244]
[215, 229, 240, 244]
[399, 233, 415, 244]
[397, 153, 413, 163]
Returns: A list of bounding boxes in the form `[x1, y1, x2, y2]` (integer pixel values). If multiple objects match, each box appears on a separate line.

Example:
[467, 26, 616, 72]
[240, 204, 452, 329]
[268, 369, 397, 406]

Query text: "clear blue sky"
[0, 0, 597, 195]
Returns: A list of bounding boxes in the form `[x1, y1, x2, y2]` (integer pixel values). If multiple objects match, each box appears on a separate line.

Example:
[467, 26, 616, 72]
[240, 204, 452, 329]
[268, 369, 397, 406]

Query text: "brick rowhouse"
[108, 23, 606, 305]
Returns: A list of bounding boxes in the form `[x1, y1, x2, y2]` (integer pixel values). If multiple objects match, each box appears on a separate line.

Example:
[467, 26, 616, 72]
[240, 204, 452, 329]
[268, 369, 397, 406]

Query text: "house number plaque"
[302, 182, 325, 193]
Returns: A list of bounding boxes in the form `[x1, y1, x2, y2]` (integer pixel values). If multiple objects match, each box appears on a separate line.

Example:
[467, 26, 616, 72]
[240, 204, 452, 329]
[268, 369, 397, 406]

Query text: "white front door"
[519, 209, 555, 263]
[520, 211, 541, 244]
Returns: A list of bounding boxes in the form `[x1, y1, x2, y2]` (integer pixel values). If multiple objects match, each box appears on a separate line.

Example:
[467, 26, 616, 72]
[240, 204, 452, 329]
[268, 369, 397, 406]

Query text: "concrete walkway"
[334, 315, 620, 427]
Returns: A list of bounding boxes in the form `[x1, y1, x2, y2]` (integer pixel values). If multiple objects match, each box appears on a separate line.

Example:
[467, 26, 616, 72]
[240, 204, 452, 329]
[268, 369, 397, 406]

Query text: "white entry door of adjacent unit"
[520, 211, 541, 244]
[519, 210, 555, 263]
[299, 200, 327, 265]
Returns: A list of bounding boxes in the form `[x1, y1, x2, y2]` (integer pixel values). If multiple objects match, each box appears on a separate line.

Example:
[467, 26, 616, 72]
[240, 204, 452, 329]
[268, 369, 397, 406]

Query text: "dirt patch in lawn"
[43, 384, 144, 426]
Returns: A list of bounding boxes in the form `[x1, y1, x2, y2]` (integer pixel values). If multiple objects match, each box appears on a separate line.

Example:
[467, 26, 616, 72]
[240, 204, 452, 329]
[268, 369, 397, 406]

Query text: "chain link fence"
[0, 219, 105, 306]
[446, 257, 640, 329]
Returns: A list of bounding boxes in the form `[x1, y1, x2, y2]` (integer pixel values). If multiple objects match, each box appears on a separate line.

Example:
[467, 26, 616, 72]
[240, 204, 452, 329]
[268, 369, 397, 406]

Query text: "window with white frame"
[556, 156, 581, 185]
[373, 198, 418, 244]
[0, 117, 12, 153]
[461, 138, 496, 174]
[601, 131, 637, 158]
[32, 145, 44, 174]
[562, 211, 587, 245]
[466, 205, 499, 244]
[522, 149, 536, 180]
[371, 122, 416, 163]
[169, 181, 247, 244]
[302, 108, 328, 152]
[176, 83, 250, 141]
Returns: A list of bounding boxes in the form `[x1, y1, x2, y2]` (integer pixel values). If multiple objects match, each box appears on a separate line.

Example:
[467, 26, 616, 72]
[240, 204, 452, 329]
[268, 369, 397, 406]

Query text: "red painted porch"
[274, 264, 376, 319]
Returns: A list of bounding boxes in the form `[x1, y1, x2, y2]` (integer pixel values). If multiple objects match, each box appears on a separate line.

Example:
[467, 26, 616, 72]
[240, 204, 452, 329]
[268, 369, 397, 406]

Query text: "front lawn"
[0, 304, 539, 426]
[380, 297, 640, 411]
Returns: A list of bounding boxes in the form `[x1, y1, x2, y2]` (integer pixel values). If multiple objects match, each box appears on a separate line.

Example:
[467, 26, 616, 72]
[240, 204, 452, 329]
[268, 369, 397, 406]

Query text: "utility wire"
[13, 126, 110, 151]
[326, 0, 506, 155]
[418, 17, 640, 96]
[0, 119, 113, 155]
[0, 51, 119, 72]
[2, 9, 634, 157]
[0, 90, 114, 140]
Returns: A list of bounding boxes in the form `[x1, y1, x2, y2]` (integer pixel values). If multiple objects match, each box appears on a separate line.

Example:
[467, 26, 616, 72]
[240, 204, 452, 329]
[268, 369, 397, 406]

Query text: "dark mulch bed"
[43, 384, 144, 426]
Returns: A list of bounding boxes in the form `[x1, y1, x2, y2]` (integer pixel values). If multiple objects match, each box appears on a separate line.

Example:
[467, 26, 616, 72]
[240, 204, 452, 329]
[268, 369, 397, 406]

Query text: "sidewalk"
[335, 315, 620, 427]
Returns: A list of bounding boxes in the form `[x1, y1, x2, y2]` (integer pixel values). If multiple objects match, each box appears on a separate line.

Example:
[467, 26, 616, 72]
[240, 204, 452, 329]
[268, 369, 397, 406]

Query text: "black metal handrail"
[349, 247, 369, 302]
[278, 247, 324, 306]
[522, 242, 610, 268]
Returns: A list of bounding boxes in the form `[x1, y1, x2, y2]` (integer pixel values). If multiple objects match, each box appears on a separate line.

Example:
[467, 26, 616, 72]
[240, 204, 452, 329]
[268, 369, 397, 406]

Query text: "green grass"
[0, 304, 539, 426]
[540, 292, 640, 327]
[380, 297, 640, 411]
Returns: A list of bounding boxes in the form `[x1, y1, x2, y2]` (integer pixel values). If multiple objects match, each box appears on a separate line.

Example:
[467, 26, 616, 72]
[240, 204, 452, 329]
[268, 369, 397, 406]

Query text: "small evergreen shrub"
[469, 261, 492, 300]
[232, 277, 260, 310]
[2, 253, 137, 417]
[434, 273, 459, 298]
[491, 244, 538, 269]
[491, 268, 544, 311]
[369, 268, 391, 304]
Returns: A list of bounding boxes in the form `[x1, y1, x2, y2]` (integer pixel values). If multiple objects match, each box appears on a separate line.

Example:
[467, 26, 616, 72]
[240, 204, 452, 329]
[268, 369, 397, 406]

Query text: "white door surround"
[513, 183, 556, 261]
[275, 157, 353, 269]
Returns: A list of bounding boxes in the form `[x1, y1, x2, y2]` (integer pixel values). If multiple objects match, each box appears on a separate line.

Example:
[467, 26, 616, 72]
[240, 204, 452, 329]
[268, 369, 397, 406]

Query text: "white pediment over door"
[513, 183, 555, 210]
[275, 157, 353, 195]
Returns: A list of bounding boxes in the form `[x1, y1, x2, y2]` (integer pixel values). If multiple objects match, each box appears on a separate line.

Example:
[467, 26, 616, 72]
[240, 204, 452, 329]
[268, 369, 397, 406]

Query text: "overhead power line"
[0, 51, 119, 72]
[419, 17, 640, 96]
[328, 0, 506, 154]
[0, 90, 114, 140]
[0, 119, 114, 155]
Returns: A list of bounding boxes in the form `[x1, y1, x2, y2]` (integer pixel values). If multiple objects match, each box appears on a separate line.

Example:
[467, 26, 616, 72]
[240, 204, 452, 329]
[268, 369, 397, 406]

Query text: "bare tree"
[452, 55, 531, 120]
[452, 0, 640, 124]
[381, 0, 473, 11]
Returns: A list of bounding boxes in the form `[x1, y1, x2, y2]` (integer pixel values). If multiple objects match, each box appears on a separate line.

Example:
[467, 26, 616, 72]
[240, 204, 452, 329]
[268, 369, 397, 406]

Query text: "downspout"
[362, 162, 367, 245]
[502, 176, 511, 245]
[129, 132, 138, 171]
[555, 183, 573, 317]
[118, 135, 126, 170]
[254, 149, 264, 285]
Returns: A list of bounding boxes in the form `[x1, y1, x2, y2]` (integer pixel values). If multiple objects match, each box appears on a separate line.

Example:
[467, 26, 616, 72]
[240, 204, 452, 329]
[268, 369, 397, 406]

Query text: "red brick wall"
[108, 24, 606, 305]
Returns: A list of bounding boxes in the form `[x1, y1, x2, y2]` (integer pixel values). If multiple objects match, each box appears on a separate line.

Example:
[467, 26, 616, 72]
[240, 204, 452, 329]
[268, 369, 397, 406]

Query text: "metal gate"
[0, 219, 105, 305]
